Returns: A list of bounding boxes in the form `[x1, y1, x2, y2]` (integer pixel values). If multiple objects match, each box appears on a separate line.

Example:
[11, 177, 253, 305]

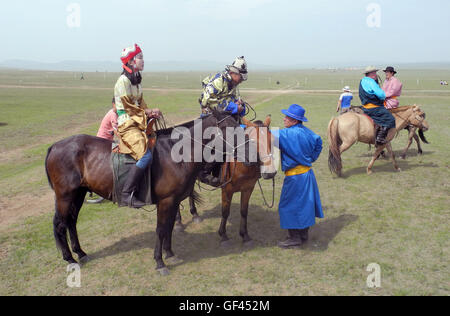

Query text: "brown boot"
[278, 230, 302, 249]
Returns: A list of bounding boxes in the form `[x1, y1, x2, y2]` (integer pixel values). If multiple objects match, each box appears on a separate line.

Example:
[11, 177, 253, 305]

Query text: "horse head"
[411, 105, 429, 132]
[242, 116, 277, 179]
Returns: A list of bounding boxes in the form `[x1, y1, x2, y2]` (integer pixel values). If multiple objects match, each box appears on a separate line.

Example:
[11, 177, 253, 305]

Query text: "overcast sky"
[2, 0, 450, 67]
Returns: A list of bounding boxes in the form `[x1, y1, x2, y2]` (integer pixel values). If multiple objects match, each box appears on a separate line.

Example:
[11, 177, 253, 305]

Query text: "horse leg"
[367, 145, 387, 175]
[336, 140, 354, 176]
[163, 203, 183, 265]
[401, 128, 415, 159]
[239, 188, 254, 245]
[174, 205, 184, 232]
[67, 188, 89, 263]
[386, 143, 401, 172]
[53, 197, 77, 264]
[154, 197, 176, 275]
[189, 194, 202, 223]
[218, 189, 233, 246]
[413, 132, 423, 155]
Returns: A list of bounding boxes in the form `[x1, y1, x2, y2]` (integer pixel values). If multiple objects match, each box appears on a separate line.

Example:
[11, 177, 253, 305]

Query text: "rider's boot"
[120, 165, 146, 208]
[376, 126, 390, 146]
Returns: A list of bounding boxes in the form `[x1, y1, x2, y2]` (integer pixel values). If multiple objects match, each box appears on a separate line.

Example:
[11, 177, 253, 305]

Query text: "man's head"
[383, 66, 397, 80]
[364, 66, 379, 80]
[281, 104, 308, 128]
[227, 56, 248, 85]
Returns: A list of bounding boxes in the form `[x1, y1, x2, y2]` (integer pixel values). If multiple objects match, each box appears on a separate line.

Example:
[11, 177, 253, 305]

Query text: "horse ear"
[242, 117, 255, 128]
[263, 115, 271, 127]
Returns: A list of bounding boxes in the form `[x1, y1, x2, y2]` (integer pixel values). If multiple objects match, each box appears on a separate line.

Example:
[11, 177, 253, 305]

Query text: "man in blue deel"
[272, 104, 324, 248]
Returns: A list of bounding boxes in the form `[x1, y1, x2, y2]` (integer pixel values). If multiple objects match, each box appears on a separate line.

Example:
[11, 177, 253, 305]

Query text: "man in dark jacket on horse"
[197, 56, 248, 187]
[359, 66, 396, 146]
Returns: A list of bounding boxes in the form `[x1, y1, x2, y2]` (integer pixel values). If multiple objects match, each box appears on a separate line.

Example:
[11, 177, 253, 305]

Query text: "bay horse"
[328, 105, 429, 176]
[175, 116, 277, 246]
[45, 110, 240, 275]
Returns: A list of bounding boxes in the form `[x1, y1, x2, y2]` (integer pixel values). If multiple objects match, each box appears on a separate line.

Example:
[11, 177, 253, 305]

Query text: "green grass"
[0, 69, 449, 296]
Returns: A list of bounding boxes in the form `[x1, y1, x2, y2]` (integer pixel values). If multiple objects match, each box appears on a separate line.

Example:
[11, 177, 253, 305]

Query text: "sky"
[1, 0, 450, 68]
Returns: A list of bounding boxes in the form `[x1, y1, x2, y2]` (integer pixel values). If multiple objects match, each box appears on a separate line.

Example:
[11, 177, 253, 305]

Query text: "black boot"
[120, 165, 146, 208]
[376, 126, 389, 146]
[299, 228, 309, 242]
[278, 229, 302, 249]
[198, 164, 221, 187]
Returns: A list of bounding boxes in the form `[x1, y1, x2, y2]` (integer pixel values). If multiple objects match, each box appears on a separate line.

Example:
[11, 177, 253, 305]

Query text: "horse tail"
[45, 145, 54, 190]
[328, 117, 342, 175]
[190, 189, 203, 206]
[418, 129, 429, 144]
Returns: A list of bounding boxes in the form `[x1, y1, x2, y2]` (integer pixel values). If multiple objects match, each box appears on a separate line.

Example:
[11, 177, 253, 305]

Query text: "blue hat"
[281, 104, 308, 122]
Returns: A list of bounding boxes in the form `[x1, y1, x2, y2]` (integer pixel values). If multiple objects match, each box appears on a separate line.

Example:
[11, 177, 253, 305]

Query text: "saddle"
[349, 106, 375, 127]
[110, 118, 158, 206]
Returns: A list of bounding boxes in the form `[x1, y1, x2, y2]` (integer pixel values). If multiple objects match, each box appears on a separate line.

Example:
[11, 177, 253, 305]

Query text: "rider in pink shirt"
[97, 98, 118, 141]
[382, 66, 403, 109]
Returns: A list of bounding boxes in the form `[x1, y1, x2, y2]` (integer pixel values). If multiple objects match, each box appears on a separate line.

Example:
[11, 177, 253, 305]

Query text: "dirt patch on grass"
[0, 191, 54, 230]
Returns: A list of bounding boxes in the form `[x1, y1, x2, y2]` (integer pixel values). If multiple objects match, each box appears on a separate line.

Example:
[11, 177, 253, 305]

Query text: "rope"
[257, 177, 275, 209]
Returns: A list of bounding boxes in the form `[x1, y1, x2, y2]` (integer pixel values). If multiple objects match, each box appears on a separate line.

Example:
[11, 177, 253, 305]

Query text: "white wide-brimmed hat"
[342, 86, 351, 92]
[364, 66, 379, 74]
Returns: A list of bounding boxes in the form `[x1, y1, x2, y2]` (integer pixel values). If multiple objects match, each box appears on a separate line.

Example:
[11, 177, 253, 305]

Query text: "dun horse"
[45, 110, 240, 275]
[328, 105, 429, 176]
[175, 116, 277, 246]
[400, 126, 429, 159]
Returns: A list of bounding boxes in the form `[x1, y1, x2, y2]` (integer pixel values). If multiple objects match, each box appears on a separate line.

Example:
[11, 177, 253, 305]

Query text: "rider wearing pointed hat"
[271, 104, 324, 248]
[114, 43, 162, 208]
[359, 66, 396, 146]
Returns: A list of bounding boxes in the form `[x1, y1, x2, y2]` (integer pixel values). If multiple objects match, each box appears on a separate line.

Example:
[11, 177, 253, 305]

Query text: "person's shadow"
[88, 203, 358, 265]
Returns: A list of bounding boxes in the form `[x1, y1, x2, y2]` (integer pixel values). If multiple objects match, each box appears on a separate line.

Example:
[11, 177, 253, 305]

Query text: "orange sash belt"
[285, 165, 311, 176]
[363, 103, 381, 109]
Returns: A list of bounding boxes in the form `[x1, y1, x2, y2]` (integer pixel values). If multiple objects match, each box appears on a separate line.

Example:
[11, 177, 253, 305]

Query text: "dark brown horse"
[175, 116, 277, 246]
[45, 110, 240, 275]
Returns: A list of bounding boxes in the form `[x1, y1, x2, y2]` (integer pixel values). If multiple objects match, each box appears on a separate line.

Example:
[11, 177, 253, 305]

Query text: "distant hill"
[1, 59, 450, 72]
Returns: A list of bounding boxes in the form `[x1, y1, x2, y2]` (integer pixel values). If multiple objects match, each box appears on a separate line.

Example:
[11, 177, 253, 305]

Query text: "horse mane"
[155, 110, 234, 137]
[389, 106, 416, 113]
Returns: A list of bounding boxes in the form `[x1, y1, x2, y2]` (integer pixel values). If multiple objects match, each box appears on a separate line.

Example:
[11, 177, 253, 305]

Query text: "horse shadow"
[357, 150, 434, 159]
[341, 160, 439, 178]
[0, 122, 7, 127]
[88, 203, 358, 265]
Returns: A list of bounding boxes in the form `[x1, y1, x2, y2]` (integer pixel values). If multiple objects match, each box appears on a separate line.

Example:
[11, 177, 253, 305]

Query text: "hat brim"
[383, 69, 397, 74]
[281, 109, 308, 122]
[364, 69, 379, 74]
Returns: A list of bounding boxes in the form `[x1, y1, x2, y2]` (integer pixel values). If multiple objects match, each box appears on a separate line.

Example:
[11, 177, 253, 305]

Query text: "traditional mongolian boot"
[278, 229, 302, 249]
[299, 228, 309, 243]
[120, 165, 146, 208]
[376, 126, 389, 146]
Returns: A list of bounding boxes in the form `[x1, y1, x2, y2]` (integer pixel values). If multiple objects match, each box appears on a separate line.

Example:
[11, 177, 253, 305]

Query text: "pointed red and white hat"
[120, 44, 142, 65]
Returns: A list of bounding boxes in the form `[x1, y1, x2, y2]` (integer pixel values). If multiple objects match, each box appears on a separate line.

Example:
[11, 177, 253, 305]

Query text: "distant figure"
[337, 86, 353, 114]
[276, 81, 280, 85]
[442, 80, 448, 86]
[97, 98, 118, 142]
[80, 73, 85, 80]
[382, 66, 403, 109]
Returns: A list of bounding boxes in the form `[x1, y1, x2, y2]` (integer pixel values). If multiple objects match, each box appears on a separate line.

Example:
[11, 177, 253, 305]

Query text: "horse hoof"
[166, 256, 184, 266]
[157, 267, 170, 276]
[192, 215, 203, 224]
[174, 223, 184, 232]
[221, 240, 232, 248]
[401, 155, 406, 160]
[79, 255, 90, 265]
[367, 170, 373, 175]
[397, 168, 402, 172]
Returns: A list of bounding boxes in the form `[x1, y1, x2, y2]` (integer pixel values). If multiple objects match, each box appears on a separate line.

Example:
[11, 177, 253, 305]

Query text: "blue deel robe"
[272, 124, 324, 229]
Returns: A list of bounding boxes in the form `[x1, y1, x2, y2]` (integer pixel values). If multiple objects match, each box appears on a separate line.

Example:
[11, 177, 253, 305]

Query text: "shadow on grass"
[88, 203, 357, 265]
[0, 122, 7, 127]
[357, 150, 434, 159]
[341, 161, 439, 178]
